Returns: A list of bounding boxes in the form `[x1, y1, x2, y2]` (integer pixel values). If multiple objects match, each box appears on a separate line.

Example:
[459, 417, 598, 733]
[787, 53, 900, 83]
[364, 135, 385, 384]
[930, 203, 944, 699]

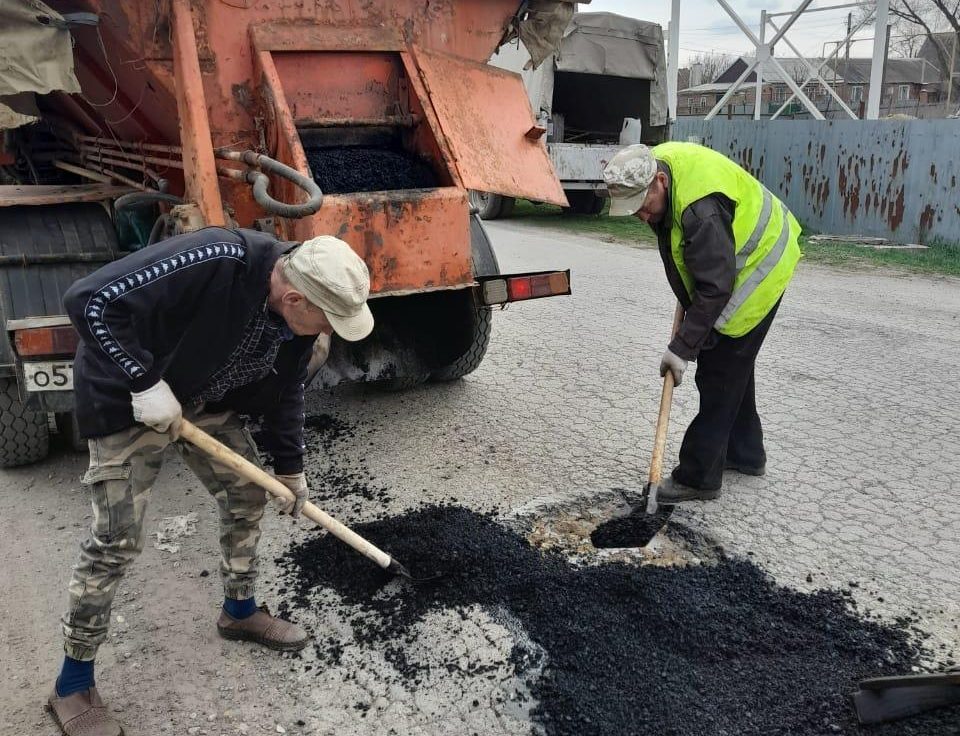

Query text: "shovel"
[852, 668, 960, 725]
[591, 302, 684, 549]
[179, 418, 424, 581]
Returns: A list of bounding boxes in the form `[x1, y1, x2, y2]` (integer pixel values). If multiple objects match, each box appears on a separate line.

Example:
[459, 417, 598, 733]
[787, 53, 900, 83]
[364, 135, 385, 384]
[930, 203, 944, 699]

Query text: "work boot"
[217, 605, 309, 651]
[724, 460, 766, 477]
[47, 687, 123, 736]
[657, 476, 721, 504]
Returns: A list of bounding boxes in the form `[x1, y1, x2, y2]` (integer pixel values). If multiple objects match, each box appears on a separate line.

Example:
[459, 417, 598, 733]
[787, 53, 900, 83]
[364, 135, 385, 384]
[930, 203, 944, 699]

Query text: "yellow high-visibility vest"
[653, 141, 801, 337]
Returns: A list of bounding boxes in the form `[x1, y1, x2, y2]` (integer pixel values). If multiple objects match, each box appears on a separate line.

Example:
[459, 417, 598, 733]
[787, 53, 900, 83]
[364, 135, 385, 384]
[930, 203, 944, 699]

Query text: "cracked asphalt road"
[1, 219, 957, 735]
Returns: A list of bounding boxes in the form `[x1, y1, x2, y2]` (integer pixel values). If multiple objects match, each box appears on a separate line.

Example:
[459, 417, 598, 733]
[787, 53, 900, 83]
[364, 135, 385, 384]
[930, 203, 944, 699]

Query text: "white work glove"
[659, 348, 688, 387]
[131, 379, 183, 438]
[274, 472, 309, 518]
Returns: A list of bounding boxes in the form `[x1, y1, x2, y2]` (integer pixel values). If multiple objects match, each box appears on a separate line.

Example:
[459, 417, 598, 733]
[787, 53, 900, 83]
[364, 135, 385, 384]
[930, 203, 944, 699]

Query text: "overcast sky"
[585, 0, 883, 66]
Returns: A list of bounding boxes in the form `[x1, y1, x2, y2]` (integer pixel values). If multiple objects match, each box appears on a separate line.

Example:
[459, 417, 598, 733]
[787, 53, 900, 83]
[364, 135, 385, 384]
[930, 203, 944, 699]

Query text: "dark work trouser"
[672, 299, 782, 491]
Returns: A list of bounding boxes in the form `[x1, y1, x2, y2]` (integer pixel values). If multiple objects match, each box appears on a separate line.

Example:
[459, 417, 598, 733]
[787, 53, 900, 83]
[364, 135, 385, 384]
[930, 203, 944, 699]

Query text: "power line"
[681, 15, 855, 34]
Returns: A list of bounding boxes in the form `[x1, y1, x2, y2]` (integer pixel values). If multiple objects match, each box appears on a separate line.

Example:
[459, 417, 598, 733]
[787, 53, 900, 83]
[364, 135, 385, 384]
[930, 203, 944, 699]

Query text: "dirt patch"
[277, 505, 958, 736]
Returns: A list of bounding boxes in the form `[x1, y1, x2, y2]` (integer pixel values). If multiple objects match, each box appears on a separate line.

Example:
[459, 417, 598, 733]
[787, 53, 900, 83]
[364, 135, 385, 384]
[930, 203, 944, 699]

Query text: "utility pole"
[667, 0, 681, 120]
[844, 11, 851, 94]
[882, 24, 892, 115]
[947, 32, 958, 110]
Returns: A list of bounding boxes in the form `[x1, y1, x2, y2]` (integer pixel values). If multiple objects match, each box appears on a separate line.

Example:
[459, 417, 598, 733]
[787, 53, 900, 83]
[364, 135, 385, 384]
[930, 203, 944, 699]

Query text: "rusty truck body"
[0, 0, 579, 466]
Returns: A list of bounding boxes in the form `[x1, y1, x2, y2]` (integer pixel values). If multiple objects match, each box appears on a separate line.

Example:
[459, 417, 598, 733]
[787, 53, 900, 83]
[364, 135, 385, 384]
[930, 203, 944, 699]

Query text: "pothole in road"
[511, 489, 717, 569]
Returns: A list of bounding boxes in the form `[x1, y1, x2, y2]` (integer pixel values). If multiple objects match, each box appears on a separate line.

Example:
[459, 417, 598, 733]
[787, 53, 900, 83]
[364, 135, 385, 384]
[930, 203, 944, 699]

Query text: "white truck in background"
[471, 11, 670, 219]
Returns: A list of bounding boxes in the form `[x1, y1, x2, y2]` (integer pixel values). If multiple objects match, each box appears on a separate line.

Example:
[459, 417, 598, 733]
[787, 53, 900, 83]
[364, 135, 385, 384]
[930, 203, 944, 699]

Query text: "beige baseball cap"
[281, 235, 374, 342]
[603, 144, 658, 217]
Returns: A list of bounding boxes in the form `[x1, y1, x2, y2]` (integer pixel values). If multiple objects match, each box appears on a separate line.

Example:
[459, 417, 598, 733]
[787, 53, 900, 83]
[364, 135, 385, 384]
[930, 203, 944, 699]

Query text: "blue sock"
[56, 657, 95, 697]
[223, 596, 257, 619]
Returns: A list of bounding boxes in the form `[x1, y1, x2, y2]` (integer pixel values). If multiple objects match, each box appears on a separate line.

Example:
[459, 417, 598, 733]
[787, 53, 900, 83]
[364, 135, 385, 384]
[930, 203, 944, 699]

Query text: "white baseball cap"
[281, 235, 374, 341]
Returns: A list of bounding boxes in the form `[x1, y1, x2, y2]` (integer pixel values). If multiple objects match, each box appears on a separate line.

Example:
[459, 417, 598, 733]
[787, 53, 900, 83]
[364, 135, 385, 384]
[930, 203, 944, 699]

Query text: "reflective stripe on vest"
[717, 200, 790, 330]
[736, 187, 773, 271]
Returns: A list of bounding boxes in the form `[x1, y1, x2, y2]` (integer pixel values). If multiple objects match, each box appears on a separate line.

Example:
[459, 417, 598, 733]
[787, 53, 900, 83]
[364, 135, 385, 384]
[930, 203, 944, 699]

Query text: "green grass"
[796, 238, 960, 277]
[507, 200, 960, 277]
[511, 199, 657, 247]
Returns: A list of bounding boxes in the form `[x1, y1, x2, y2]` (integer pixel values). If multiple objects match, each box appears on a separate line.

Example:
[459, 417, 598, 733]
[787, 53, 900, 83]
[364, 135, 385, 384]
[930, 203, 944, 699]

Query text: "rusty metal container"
[48, 0, 570, 296]
[0, 1, 576, 466]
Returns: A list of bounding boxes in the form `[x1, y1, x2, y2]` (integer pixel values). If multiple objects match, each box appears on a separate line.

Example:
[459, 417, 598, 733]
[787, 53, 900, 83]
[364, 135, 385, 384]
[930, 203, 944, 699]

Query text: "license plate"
[23, 361, 74, 391]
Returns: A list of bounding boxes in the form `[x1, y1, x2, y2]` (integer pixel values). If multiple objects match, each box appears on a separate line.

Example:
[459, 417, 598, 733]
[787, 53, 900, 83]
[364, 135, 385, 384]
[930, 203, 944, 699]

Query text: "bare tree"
[857, 0, 959, 97]
[687, 52, 735, 84]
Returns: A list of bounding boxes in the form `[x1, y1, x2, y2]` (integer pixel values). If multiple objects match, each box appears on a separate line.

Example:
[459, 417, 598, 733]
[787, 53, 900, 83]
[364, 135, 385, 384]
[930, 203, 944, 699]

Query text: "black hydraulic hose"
[114, 191, 184, 211]
[147, 213, 173, 246]
[215, 149, 323, 219]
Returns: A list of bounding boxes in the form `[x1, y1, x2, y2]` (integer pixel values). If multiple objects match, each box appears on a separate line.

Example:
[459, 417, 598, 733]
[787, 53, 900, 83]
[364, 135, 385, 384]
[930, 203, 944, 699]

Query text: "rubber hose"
[114, 191, 184, 211]
[146, 213, 173, 246]
[244, 154, 323, 218]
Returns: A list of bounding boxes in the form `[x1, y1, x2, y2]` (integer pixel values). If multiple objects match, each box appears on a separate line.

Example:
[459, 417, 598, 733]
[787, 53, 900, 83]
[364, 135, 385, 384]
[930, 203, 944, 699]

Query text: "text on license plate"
[23, 361, 74, 391]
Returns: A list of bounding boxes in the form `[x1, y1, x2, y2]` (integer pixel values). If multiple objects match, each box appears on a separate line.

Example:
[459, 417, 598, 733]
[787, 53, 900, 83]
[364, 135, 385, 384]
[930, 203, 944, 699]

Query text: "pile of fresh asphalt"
[278, 505, 958, 736]
[305, 146, 437, 194]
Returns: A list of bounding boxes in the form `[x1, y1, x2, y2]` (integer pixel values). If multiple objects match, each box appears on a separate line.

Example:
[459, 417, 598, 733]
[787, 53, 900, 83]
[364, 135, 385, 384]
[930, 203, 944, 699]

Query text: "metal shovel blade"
[853, 671, 960, 725]
[590, 483, 674, 549]
[387, 559, 444, 585]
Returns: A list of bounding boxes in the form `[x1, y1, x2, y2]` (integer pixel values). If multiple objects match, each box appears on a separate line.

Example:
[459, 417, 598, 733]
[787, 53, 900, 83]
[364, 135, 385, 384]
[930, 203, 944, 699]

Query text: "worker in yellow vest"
[603, 142, 801, 503]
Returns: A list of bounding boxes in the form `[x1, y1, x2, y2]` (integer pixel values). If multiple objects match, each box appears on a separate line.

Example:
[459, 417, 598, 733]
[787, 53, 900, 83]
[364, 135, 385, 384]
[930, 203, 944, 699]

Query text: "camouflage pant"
[62, 408, 268, 661]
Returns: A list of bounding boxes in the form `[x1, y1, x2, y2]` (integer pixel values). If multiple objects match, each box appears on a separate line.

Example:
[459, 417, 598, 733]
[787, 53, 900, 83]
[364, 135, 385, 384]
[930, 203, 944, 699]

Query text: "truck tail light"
[14, 326, 79, 357]
[480, 270, 571, 306]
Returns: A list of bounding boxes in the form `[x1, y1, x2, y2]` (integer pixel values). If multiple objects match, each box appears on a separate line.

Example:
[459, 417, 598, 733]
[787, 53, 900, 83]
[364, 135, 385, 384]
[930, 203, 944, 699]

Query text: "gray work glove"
[659, 348, 688, 387]
[274, 472, 309, 518]
[130, 379, 183, 439]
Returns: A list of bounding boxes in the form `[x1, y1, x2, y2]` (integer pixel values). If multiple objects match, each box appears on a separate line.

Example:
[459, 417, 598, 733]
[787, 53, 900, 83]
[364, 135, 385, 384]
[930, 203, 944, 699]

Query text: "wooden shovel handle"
[648, 302, 685, 486]
[178, 419, 393, 570]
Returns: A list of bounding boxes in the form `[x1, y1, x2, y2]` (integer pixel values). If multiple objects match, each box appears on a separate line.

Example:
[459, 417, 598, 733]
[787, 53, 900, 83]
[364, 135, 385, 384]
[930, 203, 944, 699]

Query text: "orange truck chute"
[409, 46, 568, 208]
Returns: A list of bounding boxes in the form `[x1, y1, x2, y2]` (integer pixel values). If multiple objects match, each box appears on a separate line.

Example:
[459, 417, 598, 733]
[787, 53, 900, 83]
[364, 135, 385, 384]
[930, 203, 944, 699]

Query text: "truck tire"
[468, 190, 515, 220]
[0, 378, 50, 467]
[562, 190, 605, 216]
[312, 214, 499, 392]
[428, 293, 492, 382]
[431, 215, 498, 382]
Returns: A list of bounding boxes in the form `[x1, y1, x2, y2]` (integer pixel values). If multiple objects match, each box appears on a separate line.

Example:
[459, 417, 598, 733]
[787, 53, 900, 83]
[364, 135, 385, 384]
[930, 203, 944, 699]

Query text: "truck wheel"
[468, 190, 515, 220]
[429, 293, 492, 382]
[0, 378, 50, 467]
[431, 215, 498, 382]
[316, 217, 498, 391]
[562, 190, 605, 216]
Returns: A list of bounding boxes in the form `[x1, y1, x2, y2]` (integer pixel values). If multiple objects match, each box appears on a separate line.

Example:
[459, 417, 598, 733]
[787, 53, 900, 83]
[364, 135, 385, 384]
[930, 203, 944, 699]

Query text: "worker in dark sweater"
[48, 230, 373, 736]
[604, 142, 801, 503]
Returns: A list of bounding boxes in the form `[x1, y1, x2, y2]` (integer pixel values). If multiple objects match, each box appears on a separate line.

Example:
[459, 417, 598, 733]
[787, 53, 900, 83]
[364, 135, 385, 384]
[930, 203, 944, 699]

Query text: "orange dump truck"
[0, 0, 578, 466]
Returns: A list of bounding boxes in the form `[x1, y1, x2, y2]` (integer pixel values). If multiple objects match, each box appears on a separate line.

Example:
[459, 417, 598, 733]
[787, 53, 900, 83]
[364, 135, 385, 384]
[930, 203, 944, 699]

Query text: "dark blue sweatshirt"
[63, 227, 316, 474]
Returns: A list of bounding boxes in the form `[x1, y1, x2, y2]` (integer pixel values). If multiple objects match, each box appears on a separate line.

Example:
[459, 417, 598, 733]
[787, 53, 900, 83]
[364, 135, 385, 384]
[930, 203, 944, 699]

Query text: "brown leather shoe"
[217, 605, 309, 651]
[47, 687, 123, 736]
